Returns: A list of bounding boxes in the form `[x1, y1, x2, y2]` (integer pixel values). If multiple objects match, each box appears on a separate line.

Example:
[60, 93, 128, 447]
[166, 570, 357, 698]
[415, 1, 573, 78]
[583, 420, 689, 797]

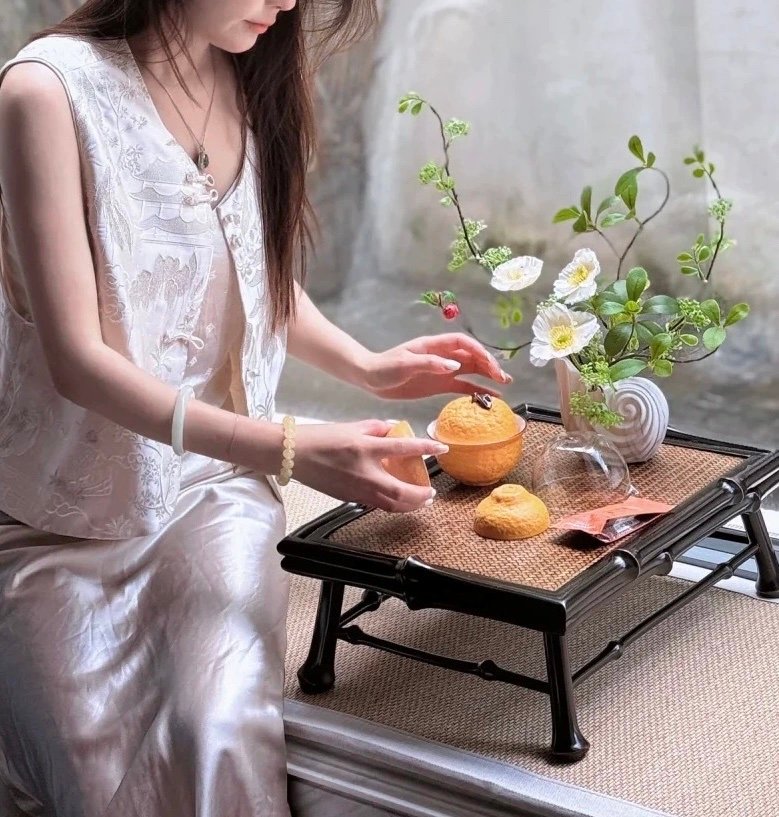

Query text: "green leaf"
[596, 195, 619, 217]
[677, 252, 693, 262]
[635, 323, 658, 346]
[683, 157, 696, 165]
[510, 309, 523, 324]
[599, 290, 626, 304]
[572, 213, 588, 233]
[600, 213, 627, 228]
[650, 333, 674, 357]
[411, 101, 424, 116]
[724, 303, 750, 327]
[646, 152, 656, 168]
[615, 169, 640, 210]
[604, 323, 634, 357]
[623, 178, 638, 210]
[639, 320, 665, 335]
[700, 299, 721, 325]
[653, 359, 674, 377]
[628, 135, 645, 162]
[680, 265, 699, 276]
[693, 168, 705, 178]
[703, 326, 727, 351]
[553, 206, 581, 224]
[598, 301, 626, 317]
[605, 280, 629, 303]
[580, 186, 592, 218]
[694, 147, 705, 162]
[680, 334, 700, 346]
[708, 162, 716, 174]
[609, 358, 647, 381]
[626, 267, 649, 301]
[642, 295, 679, 315]
[697, 246, 711, 262]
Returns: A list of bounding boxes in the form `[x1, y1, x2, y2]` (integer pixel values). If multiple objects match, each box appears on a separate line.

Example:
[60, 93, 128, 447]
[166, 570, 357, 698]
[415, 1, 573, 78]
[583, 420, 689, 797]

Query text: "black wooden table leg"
[543, 633, 589, 761]
[298, 581, 345, 694]
[743, 510, 779, 598]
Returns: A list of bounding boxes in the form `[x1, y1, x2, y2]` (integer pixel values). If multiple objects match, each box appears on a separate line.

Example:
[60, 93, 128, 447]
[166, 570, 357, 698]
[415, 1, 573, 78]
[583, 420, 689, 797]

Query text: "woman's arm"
[288, 282, 512, 398]
[0, 64, 444, 514]
[286, 281, 376, 388]
[0, 63, 283, 473]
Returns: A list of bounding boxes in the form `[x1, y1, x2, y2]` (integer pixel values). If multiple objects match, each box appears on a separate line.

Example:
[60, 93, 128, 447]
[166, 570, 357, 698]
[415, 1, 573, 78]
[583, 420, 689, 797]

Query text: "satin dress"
[0, 170, 291, 817]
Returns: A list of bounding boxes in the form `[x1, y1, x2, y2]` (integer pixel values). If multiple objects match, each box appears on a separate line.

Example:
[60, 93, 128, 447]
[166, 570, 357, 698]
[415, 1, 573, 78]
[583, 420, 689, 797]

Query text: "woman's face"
[184, 0, 298, 53]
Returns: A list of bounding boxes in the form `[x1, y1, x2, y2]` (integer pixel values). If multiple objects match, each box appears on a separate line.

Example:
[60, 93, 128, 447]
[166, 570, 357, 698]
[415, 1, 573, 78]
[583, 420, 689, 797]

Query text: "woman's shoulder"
[4, 33, 123, 77]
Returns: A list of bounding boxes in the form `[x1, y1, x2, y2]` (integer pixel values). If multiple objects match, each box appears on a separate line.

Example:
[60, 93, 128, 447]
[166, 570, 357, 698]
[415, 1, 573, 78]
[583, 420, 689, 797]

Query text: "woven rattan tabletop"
[328, 420, 743, 593]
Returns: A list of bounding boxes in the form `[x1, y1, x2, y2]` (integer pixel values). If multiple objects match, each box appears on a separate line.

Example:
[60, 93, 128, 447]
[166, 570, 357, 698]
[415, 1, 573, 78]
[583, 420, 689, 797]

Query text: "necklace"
[144, 49, 218, 173]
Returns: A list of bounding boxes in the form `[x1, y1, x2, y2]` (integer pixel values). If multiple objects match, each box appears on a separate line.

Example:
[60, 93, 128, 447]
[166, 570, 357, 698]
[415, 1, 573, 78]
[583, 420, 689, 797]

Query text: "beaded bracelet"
[277, 415, 296, 486]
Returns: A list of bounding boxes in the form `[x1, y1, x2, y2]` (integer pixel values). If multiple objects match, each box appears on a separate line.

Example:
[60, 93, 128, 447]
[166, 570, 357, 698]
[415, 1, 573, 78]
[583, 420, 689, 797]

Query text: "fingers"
[420, 355, 462, 374]
[407, 334, 512, 384]
[447, 378, 502, 397]
[369, 435, 449, 458]
[370, 471, 437, 513]
[355, 418, 395, 437]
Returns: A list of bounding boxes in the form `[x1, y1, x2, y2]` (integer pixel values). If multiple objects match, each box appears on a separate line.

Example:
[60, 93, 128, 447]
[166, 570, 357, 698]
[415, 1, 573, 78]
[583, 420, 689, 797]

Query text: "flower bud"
[442, 303, 460, 320]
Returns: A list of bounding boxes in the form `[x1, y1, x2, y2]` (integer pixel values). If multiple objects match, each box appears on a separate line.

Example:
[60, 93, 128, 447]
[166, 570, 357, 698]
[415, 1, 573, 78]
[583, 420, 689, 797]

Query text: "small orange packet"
[553, 497, 675, 543]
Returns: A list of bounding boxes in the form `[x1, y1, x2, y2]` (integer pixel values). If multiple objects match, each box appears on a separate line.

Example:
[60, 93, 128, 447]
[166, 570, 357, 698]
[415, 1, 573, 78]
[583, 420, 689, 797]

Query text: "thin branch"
[616, 168, 671, 279]
[593, 227, 621, 263]
[668, 348, 718, 364]
[427, 102, 484, 264]
[704, 222, 725, 282]
[462, 320, 530, 354]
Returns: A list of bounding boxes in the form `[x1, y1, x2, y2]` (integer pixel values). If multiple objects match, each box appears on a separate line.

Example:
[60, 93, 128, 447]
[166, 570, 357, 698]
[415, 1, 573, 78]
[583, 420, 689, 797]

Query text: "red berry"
[442, 303, 460, 320]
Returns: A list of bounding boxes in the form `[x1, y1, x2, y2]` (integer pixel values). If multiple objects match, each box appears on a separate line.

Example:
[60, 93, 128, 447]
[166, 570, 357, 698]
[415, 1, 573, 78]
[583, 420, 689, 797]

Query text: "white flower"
[529, 303, 599, 366]
[490, 256, 544, 292]
[554, 248, 601, 304]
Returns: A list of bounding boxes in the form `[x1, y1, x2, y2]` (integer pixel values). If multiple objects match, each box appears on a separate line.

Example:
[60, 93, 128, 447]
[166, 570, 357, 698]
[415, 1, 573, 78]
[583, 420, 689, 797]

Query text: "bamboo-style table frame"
[278, 405, 779, 761]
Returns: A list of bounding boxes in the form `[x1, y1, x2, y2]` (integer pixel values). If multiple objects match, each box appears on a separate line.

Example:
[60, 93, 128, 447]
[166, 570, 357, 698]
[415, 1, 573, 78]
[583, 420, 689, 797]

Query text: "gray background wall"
[2, 1, 777, 450]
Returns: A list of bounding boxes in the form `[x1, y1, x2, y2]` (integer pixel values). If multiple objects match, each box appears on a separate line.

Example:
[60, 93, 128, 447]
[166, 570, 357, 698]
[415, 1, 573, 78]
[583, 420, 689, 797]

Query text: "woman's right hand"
[292, 419, 448, 512]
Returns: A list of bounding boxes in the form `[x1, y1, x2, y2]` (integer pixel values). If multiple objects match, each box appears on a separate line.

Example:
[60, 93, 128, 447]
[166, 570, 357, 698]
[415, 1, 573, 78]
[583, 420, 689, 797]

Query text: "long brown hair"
[32, 0, 377, 332]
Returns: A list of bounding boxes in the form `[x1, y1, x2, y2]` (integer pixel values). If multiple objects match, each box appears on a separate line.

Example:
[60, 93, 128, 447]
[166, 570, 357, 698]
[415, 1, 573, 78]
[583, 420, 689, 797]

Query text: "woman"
[0, 1, 510, 815]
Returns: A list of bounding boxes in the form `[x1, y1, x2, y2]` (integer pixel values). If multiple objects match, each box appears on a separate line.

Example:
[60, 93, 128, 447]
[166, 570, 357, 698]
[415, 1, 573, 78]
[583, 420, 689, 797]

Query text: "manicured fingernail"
[443, 359, 461, 371]
[430, 488, 437, 498]
[433, 444, 449, 454]
[424, 498, 434, 507]
[502, 372, 512, 383]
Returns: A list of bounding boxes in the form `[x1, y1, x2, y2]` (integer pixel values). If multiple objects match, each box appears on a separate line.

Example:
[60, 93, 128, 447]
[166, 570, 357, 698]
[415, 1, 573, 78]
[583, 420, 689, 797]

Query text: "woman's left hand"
[362, 333, 512, 401]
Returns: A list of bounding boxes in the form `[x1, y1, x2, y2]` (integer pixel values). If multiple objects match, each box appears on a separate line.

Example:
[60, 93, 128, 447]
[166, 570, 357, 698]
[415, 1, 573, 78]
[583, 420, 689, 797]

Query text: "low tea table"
[278, 406, 779, 761]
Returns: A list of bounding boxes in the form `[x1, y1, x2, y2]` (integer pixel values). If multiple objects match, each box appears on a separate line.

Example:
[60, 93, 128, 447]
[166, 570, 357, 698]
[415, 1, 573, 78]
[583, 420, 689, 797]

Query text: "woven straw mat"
[327, 420, 743, 592]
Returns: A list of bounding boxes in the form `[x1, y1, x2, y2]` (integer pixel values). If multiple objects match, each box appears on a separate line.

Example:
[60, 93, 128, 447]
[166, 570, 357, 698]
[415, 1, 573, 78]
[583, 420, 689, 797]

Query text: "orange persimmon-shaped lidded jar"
[427, 393, 526, 486]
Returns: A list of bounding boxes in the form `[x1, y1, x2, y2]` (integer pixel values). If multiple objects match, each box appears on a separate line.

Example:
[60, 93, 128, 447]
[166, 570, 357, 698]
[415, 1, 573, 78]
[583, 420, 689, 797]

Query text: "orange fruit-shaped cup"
[427, 394, 525, 486]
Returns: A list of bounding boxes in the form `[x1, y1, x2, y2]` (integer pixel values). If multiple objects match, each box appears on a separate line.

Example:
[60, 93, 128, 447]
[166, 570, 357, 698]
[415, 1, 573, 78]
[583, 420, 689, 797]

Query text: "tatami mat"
[280, 480, 779, 817]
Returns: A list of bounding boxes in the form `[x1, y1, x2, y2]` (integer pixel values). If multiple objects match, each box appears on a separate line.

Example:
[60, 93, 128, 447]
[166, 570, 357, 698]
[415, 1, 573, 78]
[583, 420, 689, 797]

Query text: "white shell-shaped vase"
[555, 359, 669, 464]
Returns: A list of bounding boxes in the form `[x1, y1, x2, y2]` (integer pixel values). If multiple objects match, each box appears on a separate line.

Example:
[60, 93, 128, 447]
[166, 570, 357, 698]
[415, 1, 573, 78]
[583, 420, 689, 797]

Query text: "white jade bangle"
[172, 385, 195, 456]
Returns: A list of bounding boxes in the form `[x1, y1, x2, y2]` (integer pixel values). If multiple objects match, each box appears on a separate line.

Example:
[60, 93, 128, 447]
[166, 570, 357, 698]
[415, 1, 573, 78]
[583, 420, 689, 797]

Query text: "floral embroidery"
[130, 252, 197, 311]
[120, 145, 144, 174]
[0, 34, 287, 539]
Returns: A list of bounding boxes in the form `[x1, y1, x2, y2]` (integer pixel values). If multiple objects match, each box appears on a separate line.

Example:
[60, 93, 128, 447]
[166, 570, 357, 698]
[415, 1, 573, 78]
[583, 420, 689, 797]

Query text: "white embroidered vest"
[0, 34, 287, 538]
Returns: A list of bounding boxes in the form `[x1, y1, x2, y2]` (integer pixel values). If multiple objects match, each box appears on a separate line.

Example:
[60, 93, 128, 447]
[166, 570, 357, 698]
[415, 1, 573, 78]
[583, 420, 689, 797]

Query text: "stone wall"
[347, 0, 779, 386]
[2, 0, 777, 398]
